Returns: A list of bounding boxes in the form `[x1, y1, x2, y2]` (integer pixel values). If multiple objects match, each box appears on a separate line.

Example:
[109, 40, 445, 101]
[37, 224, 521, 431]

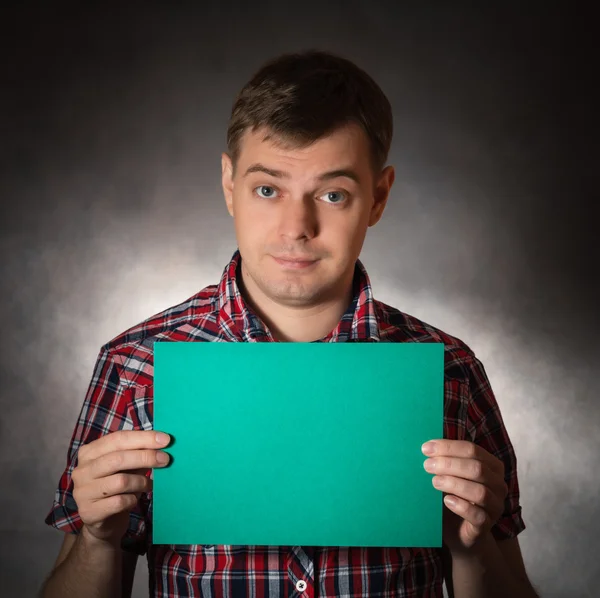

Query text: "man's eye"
[321, 191, 347, 204]
[254, 185, 278, 198]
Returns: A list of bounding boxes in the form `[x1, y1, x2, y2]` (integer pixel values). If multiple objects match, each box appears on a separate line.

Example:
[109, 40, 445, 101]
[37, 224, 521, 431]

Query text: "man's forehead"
[238, 124, 369, 171]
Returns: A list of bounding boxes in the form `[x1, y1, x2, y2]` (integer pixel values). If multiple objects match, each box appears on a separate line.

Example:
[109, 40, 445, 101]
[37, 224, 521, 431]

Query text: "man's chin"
[261, 280, 324, 306]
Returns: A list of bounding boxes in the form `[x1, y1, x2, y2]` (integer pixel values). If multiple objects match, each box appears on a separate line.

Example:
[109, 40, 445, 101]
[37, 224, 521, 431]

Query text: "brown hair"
[226, 49, 393, 183]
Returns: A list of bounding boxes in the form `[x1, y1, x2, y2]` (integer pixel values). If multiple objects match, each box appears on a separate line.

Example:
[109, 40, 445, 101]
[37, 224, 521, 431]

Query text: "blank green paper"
[152, 341, 444, 548]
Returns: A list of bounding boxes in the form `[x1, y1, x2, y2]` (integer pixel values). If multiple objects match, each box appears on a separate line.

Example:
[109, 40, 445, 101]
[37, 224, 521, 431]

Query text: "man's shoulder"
[101, 282, 221, 360]
[375, 300, 476, 376]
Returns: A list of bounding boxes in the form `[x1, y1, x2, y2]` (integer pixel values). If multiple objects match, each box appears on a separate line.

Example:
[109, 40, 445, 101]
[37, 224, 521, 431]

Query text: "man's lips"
[271, 255, 319, 269]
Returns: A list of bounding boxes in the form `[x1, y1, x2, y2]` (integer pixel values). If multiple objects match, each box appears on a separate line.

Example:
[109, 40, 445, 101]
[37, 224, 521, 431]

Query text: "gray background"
[1, 3, 597, 597]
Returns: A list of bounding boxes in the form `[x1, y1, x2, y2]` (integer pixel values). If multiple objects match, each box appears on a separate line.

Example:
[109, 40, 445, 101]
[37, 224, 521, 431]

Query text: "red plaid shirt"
[45, 249, 526, 597]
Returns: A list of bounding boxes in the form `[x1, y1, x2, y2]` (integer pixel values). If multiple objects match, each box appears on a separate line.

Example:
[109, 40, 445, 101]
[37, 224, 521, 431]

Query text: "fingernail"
[444, 495, 457, 507]
[422, 442, 436, 455]
[424, 459, 436, 472]
[156, 432, 170, 445]
[157, 451, 170, 464]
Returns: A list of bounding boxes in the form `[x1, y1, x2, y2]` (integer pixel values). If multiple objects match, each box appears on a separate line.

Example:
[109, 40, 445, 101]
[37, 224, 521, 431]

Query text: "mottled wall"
[0, 3, 597, 597]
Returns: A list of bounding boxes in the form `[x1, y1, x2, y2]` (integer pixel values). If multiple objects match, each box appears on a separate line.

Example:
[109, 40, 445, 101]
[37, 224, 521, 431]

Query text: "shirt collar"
[216, 249, 380, 343]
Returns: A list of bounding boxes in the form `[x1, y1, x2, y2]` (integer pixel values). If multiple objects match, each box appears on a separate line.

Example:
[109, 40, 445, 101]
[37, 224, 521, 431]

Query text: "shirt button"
[296, 579, 307, 592]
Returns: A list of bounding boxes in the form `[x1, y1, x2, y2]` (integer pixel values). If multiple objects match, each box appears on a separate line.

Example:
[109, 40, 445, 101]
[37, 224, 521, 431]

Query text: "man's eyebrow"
[243, 163, 361, 184]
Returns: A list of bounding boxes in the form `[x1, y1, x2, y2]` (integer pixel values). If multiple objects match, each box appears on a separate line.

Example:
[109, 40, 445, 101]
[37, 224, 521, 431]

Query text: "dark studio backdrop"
[0, 3, 597, 597]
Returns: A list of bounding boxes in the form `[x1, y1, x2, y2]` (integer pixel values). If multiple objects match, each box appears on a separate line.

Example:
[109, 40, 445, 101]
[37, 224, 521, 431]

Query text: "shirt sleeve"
[465, 352, 526, 541]
[44, 346, 150, 555]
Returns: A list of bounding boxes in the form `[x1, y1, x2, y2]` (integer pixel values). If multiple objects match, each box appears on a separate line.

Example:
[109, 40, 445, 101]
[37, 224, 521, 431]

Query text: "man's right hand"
[71, 430, 171, 546]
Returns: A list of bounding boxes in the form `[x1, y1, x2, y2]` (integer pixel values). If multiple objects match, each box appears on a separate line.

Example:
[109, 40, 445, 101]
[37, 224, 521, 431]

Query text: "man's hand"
[72, 430, 171, 547]
[421, 439, 508, 557]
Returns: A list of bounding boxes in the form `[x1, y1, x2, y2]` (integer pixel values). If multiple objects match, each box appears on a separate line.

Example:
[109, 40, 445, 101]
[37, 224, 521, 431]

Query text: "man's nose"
[277, 196, 318, 240]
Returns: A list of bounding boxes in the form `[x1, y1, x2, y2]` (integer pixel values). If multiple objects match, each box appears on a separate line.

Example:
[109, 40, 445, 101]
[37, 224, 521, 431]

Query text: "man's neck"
[238, 264, 355, 342]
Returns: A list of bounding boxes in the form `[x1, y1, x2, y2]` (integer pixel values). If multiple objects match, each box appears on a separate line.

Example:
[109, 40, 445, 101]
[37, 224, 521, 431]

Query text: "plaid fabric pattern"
[45, 248, 526, 597]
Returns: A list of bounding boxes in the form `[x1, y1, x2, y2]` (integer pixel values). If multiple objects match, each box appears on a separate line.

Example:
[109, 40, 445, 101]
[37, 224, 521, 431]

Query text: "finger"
[432, 475, 505, 515]
[89, 449, 170, 480]
[76, 472, 152, 503]
[422, 440, 504, 474]
[424, 456, 496, 483]
[78, 493, 140, 526]
[443, 494, 489, 529]
[131, 469, 148, 500]
[126, 470, 153, 501]
[73, 460, 155, 488]
[77, 430, 171, 464]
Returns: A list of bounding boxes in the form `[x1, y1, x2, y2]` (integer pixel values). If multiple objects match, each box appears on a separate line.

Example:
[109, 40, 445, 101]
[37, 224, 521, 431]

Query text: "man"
[41, 49, 539, 597]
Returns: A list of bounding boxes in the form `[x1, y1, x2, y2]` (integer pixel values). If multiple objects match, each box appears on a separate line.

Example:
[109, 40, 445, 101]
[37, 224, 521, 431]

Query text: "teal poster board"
[153, 342, 444, 548]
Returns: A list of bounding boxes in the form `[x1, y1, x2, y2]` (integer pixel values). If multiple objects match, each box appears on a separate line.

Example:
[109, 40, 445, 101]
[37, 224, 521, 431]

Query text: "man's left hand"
[421, 439, 508, 556]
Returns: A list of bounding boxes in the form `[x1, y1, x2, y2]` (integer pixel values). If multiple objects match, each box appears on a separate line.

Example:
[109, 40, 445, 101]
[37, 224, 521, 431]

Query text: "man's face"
[221, 122, 394, 308]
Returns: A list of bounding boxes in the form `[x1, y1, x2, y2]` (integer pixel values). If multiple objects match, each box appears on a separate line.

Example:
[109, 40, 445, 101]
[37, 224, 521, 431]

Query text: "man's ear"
[221, 152, 235, 218]
[368, 165, 395, 227]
